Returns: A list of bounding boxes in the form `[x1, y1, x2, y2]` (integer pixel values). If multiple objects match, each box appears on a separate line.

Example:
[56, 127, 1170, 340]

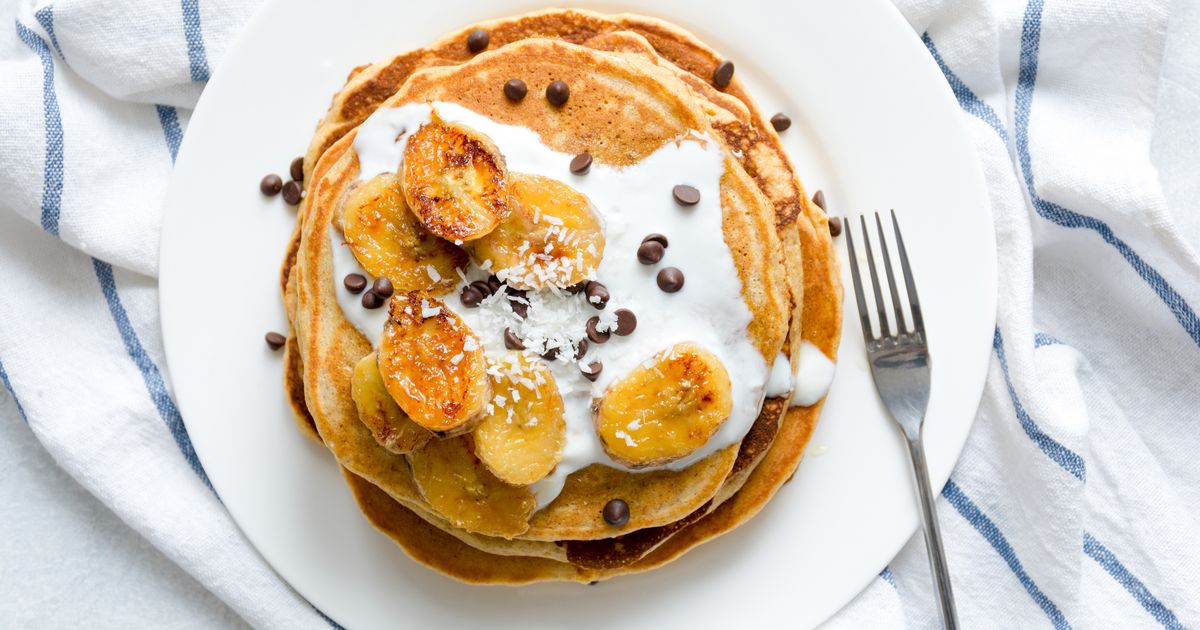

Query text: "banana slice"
[408, 435, 536, 538]
[341, 173, 466, 296]
[595, 343, 733, 468]
[470, 173, 605, 289]
[351, 353, 434, 454]
[377, 292, 491, 436]
[402, 117, 510, 242]
[472, 355, 566, 485]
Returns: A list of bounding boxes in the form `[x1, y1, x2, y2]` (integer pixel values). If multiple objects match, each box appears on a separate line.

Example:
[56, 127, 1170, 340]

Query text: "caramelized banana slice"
[472, 356, 566, 485]
[377, 293, 491, 436]
[342, 173, 466, 295]
[408, 435, 536, 538]
[596, 343, 733, 468]
[470, 173, 605, 289]
[351, 353, 434, 454]
[402, 117, 510, 242]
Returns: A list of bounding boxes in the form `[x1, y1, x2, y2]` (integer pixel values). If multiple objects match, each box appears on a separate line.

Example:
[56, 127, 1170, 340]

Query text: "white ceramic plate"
[160, 1, 995, 627]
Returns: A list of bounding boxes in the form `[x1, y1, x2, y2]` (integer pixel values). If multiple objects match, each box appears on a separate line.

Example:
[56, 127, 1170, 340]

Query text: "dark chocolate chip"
[487, 275, 502, 294]
[470, 280, 493, 298]
[585, 316, 610, 344]
[361, 291, 385, 309]
[460, 285, 484, 307]
[656, 267, 685, 293]
[574, 339, 589, 360]
[828, 216, 843, 237]
[260, 174, 283, 196]
[581, 361, 603, 381]
[265, 332, 286, 350]
[343, 273, 367, 294]
[566, 281, 587, 295]
[569, 152, 592, 175]
[546, 80, 570, 107]
[672, 184, 700, 206]
[770, 113, 792, 132]
[636, 240, 664, 265]
[510, 298, 529, 319]
[642, 233, 669, 248]
[812, 189, 826, 211]
[289, 156, 304, 182]
[541, 346, 560, 361]
[503, 328, 525, 350]
[372, 277, 394, 298]
[466, 29, 489, 53]
[613, 309, 637, 336]
[503, 78, 527, 101]
[712, 60, 735, 88]
[584, 281, 609, 310]
[281, 180, 303, 205]
[602, 499, 630, 526]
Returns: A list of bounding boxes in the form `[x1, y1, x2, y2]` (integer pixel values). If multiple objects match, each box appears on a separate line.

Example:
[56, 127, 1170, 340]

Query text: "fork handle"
[906, 434, 959, 629]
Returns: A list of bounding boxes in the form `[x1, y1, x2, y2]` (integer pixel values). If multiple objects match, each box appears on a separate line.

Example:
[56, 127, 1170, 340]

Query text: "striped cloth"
[0, 0, 1196, 627]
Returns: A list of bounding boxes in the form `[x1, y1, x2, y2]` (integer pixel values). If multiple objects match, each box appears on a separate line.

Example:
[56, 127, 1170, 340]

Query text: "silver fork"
[845, 211, 958, 629]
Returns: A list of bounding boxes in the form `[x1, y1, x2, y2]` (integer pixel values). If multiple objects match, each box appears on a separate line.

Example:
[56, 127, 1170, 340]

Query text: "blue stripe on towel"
[0, 354, 29, 424]
[943, 480, 1071, 629]
[994, 328, 1086, 480]
[879, 566, 898, 589]
[1034, 332, 1062, 348]
[92, 258, 212, 489]
[181, 0, 211, 82]
[15, 21, 64, 237]
[33, 5, 64, 60]
[1013, 0, 1200, 349]
[1083, 533, 1184, 630]
[921, 33, 1009, 144]
[155, 105, 184, 162]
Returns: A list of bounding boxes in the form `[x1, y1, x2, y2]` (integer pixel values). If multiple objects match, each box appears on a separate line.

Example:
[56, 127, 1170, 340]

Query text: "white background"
[2, 0, 1197, 626]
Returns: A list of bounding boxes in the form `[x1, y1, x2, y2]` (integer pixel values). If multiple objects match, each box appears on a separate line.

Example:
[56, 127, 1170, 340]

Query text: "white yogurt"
[791, 341, 836, 407]
[335, 102, 776, 508]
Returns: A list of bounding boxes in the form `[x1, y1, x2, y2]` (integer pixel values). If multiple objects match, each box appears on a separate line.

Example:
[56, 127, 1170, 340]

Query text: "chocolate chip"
[574, 339, 589, 360]
[581, 361, 603, 381]
[344, 273, 367, 294]
[503, 328, 525, 350]
[487, 275, 502, 294]
[541, 346, 559, 360]
[466, 29, 489, 53]
[566, 281, 587, 295]
[569, 152, 592, 175]
[642, 233, 669, 248]
[289, 156, 304, 182]
[546, 80, 569, 107]
[770, 113, 792, 132]
[584, 281, 609, 310]
[613, 309, 637, 336]
[460, 285, 483, 307]
[509, 298, 529, 319]
[361, 291, 385, 309]
[712, 60, 735, 88]
[281, 180, 303, 205]
[588, 580, 599, 586]
[372, 277, 394, 298]
[585, 316, 610, 344]
[503, 78, 527, 101]
[265, 332, 286, 350]
[812, 189, 826, 211]
[636, 240, 664, 265]
[603, 499, 630, 526]
[828, 216, 843, 237]
[260, 174, 283, 196]
[672, 184, 700, 206]
[657, 267, 685, 293]
[470, 280, 493, 298]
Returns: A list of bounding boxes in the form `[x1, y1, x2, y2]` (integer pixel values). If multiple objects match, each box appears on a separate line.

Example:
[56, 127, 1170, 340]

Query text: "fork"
[845, 211, 959, 629]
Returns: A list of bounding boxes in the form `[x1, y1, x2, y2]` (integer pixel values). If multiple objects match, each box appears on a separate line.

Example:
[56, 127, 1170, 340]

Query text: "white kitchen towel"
[0, 1, 1196, 628]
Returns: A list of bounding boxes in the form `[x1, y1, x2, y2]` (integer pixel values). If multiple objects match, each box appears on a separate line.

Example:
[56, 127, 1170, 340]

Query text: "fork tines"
[844, 210, 924, 344]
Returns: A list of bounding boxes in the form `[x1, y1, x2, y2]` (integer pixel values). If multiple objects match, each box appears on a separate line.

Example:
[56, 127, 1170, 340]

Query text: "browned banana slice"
[377, 292, 491, 436]
[470, 173, 605, 289]
[595, 343, 733, 468]
[351, 353, 434, 454]
[401, 117, 510, 242]
[407, 435, 536, 538]
[472, 355, 566, 485]
[341, 173, 466, 295]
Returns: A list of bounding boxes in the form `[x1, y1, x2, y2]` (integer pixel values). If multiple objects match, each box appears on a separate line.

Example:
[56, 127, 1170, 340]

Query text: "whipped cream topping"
[334, 102, 775, 508]
[765, 345, 838, 407]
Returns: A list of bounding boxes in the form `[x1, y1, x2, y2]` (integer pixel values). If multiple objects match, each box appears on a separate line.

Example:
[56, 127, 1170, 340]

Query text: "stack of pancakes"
[279, 9, 841, 584]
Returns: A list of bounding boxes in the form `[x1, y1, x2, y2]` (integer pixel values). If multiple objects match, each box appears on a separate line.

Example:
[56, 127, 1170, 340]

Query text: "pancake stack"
[279, 9, 842, 584]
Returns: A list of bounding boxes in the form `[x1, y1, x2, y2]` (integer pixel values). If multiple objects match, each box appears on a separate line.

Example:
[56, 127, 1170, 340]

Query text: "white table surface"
[2, 3, 1197, 627]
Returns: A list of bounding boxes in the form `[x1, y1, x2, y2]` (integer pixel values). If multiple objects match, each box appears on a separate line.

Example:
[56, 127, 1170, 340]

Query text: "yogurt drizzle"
[330, 102, 833, 508]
